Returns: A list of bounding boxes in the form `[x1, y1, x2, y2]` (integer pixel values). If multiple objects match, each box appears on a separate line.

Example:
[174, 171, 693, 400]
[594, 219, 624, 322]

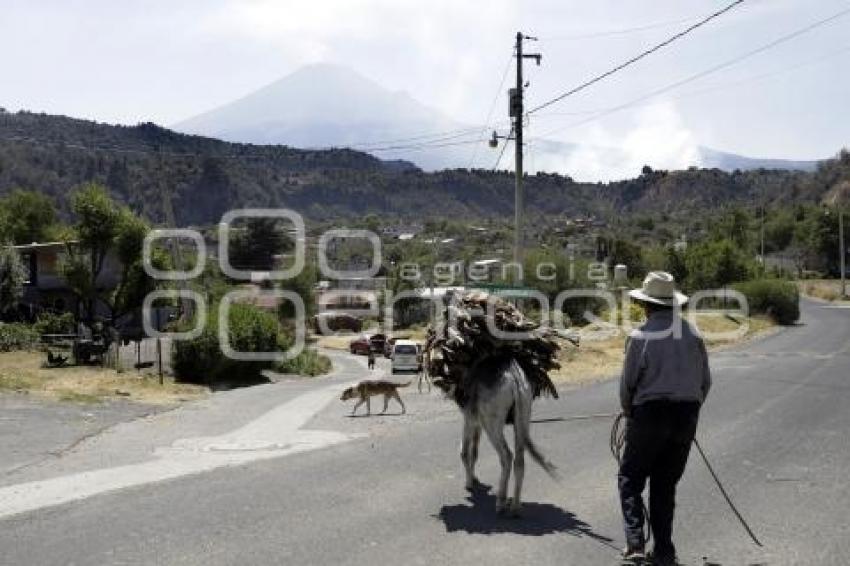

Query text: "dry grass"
[314, 334, 356, 351]
[313, 327, 429, 351]
[551, 313, 776, 385]
[0, 351, 208, 405]
[551, 335, 624, 386]
[799, 279, 848, 302]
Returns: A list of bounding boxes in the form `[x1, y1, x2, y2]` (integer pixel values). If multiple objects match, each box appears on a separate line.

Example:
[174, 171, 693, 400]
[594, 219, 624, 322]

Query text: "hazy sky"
[2, 0, 848, 173]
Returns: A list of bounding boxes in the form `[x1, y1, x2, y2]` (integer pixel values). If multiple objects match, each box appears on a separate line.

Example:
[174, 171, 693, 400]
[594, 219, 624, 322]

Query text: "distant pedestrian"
[367, 349, 376, 371]
[618, 272, 711, 566]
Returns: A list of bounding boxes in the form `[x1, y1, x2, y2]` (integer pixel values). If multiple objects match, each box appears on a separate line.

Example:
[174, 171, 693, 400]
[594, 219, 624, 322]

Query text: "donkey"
[436, 354, 558, 516]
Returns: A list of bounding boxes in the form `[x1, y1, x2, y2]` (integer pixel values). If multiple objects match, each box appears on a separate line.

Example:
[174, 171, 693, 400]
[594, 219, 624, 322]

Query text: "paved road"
[2, 300, 849, 565]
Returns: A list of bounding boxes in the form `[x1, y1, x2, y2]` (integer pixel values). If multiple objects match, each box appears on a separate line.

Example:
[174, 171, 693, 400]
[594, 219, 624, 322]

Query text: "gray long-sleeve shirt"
[620, 310, 711, 414]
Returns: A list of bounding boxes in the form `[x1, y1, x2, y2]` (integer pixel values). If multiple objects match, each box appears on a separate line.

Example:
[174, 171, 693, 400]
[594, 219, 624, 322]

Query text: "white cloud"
[530, 101, 701, 181]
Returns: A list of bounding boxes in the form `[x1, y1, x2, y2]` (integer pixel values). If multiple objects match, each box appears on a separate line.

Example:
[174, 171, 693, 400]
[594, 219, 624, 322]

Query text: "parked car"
[349, 333, 387, 355]
[390, 339, 421, 374]
[313, 313, 362, 335]
[349, 335, 371, 355]
[369, 333, 387, 354]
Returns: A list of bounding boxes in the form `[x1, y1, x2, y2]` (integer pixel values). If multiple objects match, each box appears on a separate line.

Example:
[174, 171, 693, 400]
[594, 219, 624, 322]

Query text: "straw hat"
[628, 271, 688, 307]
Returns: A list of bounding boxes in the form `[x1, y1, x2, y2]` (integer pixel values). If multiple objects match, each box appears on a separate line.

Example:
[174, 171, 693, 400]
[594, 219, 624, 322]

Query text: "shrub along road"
[1, 300, 849, 565]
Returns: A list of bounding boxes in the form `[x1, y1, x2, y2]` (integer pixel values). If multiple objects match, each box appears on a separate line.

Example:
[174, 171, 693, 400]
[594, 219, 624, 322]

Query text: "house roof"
[11, 240, 77, 251]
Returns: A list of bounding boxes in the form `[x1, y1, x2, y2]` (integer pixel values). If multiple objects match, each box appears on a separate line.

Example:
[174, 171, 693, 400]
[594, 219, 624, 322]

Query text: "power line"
[540, 14, 703, 42]
[527, 0, 746, 115]
[348, 125, 484, 149]
[361, 137, 485, 153]
[532, 43, 850, 121]
[532, 5, 850, 140]
[468, 50, 515, 169]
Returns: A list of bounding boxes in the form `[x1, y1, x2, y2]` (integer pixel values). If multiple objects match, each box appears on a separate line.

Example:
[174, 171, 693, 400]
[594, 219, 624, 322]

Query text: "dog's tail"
[397, 381, 412, 388]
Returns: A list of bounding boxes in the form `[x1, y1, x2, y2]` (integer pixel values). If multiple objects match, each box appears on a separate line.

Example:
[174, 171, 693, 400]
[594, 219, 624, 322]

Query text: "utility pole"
[509, 32, 541, 276]
[760, 189, 765, 278]
[838, 208, 847, 299]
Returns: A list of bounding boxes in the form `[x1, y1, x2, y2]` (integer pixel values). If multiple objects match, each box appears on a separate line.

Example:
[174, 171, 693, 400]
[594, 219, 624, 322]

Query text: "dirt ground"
[798, 279, 849, 302]
[0, 351, 208, 405]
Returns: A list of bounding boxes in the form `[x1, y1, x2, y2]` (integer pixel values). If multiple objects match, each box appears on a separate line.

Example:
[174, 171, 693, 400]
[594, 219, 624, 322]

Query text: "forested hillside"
[0, 110, 846, 226]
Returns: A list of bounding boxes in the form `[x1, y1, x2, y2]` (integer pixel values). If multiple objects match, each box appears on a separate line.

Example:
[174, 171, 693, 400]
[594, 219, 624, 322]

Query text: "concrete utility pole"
[838, 208, 847, 299]
[509, 32, 541, 275]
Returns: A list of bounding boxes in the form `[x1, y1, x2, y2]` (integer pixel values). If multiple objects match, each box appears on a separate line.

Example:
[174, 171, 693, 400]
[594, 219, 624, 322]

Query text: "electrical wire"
[540, 14, 705, 42]
[348, 125, 485, 149]
[364, 137, 483, 153]
[527, 0, 746, 115]
[531, 6, 850, 141]
[531, 43, 850, 121]
[0, 3, 740, 162]
[467, 50, 515, 169]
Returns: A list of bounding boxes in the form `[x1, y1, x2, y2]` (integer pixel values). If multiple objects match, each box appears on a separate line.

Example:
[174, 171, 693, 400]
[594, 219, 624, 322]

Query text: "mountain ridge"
[173, 63, 822, 175]
[0, 109, 845, 229]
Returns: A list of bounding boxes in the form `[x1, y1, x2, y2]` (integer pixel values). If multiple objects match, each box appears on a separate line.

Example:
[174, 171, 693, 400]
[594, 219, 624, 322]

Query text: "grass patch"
[551, 313, 776, 385]
[0, 351, 208, 405]
[799, 279, 848, 302]
[274, 349, 333, 376]
[56, 391, 102, 404]
[314, 334, 356, 351]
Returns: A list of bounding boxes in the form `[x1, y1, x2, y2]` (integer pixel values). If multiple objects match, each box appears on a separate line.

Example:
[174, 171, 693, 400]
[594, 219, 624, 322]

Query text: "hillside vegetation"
[1, 110, 848, 227]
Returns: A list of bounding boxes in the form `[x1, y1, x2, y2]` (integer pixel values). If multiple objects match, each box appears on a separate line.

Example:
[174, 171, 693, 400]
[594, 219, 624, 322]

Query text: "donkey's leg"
[510, 398, 532, 517]
[482, 418, 512, 513]
[471, 426, 481, 473]
[461, 416, 478, 490]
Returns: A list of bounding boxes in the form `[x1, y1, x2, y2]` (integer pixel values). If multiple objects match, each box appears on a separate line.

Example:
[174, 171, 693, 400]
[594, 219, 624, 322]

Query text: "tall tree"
[229, 218, 292, 272]
[0, 244, 27, 317]
[0, 189, 57, 244]
[62, 183, 162, 323]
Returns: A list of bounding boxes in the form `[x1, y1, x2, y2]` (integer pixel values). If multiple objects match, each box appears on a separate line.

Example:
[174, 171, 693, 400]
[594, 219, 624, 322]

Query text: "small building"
[12, 241, 122, 318]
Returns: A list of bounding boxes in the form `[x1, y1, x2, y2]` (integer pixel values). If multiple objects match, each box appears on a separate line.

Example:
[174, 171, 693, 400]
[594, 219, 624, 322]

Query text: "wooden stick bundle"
[424, 291, 577, 401]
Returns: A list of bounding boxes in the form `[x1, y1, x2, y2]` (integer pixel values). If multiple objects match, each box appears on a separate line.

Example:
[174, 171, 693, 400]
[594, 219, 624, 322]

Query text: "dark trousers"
[618, 401, 700, 558]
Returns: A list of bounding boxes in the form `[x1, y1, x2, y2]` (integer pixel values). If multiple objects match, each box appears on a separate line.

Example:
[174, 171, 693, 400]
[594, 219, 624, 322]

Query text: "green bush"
[172, 303, 286, 386]
[33, 311, 75, 335]
[0, 322, 39, 351]
[733, 279, 800, 325]
[275, 349, 332, 377]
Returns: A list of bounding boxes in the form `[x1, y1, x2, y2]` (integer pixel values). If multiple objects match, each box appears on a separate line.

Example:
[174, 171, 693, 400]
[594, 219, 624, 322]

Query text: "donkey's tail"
[525, 436, 560, 480]
[509, 359, 559, 481]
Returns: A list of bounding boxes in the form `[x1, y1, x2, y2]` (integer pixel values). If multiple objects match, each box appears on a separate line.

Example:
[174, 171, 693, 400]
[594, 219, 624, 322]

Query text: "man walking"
[618, 272, 711, 566]
[367, 348, 376, 371]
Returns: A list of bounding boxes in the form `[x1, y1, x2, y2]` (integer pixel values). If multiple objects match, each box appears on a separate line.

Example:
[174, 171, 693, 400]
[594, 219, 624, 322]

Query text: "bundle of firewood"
[424, 291, 578, 401]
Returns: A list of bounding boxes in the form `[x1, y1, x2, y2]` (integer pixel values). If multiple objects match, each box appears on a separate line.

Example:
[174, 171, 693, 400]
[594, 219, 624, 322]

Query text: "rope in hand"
[692, 438, 763, 547]
[611, 412, 763, 548]
[610, 412, 653, 546]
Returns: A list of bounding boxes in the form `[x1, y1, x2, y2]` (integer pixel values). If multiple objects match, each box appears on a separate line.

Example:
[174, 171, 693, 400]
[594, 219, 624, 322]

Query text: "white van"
[391, 340, 421, 374]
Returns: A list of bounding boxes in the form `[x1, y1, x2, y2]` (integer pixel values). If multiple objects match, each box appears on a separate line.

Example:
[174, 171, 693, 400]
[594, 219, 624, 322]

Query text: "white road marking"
[0, 382, 363, 520]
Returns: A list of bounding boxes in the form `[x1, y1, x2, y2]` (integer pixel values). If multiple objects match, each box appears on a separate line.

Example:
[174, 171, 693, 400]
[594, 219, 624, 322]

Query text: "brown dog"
[340, 380, 410, 416]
